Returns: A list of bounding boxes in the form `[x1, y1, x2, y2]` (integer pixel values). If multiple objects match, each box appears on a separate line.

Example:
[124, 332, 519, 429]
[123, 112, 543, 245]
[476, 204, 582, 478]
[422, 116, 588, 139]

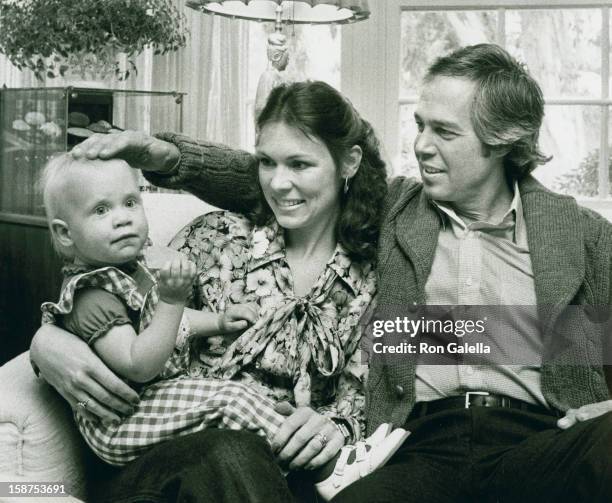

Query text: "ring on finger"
[77, 399, 90, 409]
[314, 432, 328, 448]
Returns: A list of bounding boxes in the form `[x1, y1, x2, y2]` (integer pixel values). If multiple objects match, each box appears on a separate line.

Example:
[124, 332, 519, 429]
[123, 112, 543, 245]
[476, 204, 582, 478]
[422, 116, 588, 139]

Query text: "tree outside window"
[399, 7, 610, 200]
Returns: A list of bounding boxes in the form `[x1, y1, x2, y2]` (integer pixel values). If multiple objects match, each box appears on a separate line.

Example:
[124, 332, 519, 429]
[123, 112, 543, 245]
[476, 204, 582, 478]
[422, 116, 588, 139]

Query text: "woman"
[31, 81, 389, 502]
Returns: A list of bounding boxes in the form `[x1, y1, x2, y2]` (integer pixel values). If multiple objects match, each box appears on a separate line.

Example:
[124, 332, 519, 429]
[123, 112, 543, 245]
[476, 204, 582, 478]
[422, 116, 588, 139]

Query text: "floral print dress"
[170, 210, 377, 440]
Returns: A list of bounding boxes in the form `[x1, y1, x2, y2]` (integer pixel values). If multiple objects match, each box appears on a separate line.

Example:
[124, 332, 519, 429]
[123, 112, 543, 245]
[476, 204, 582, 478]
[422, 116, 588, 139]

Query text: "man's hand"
[71, 130, 180, 173]
[30, 324, 140, 423]
[218, 304, 258, 333]
[270, 403, 344, 471]
[158, 256, 197, 305]
[557, 400, 612, 429]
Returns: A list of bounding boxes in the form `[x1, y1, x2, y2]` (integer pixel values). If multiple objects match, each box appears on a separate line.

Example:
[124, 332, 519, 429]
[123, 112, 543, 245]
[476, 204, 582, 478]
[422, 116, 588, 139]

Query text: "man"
[45, 43, 612, 501]
[332, 44, 612, 502]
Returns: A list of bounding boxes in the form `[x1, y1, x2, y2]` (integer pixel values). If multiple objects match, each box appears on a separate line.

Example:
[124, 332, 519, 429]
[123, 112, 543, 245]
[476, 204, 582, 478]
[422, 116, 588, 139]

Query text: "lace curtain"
[148, 1, 249, 148]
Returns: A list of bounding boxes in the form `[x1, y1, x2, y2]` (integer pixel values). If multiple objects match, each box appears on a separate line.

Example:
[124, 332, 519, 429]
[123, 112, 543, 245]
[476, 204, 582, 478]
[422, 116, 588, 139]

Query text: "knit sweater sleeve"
[142, 132, 260, 214]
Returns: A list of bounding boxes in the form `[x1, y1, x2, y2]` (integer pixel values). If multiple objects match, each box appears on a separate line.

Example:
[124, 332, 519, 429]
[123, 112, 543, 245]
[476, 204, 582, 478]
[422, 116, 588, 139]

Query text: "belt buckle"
[464, 391, 489, 409]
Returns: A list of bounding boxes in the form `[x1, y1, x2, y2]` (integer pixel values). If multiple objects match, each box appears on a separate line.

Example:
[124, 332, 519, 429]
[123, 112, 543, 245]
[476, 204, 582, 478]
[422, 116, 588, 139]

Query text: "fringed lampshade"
[186, 0, 370, 119]
[185, 1, 370, 24]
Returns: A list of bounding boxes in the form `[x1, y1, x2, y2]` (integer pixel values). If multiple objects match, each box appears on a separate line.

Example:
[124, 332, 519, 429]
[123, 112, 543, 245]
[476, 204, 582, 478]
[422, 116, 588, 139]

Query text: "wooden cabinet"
[0, 87, 184, 365]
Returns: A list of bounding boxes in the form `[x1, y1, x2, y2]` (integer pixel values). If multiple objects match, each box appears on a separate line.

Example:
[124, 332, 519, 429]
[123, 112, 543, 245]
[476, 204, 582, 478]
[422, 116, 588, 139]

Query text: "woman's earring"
[344, 177, 350, 194]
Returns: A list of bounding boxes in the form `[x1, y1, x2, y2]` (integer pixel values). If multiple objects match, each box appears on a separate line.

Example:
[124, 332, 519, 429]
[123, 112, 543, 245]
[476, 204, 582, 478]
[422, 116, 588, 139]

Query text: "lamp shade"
[185, 0, 370, 24]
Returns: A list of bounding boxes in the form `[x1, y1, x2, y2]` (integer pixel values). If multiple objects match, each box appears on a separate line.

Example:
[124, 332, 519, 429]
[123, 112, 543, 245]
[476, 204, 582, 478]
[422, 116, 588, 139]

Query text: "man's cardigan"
[365, 175, 612, 433]
[146, 133, 612, 435]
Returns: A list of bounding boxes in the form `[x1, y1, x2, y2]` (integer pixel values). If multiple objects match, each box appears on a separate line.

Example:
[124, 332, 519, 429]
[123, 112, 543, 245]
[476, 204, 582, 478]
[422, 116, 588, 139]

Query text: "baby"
[39, 153, 408, 501]
[40, 153, 253, 382]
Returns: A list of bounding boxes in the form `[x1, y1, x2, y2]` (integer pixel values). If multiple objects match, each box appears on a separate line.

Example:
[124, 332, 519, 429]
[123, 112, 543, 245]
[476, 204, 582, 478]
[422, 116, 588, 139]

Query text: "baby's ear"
[50, 218, 74, 248]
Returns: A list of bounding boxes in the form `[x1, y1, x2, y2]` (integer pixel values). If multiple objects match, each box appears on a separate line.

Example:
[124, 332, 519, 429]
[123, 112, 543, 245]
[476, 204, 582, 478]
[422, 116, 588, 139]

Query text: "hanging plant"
[0, 0, 188, 81]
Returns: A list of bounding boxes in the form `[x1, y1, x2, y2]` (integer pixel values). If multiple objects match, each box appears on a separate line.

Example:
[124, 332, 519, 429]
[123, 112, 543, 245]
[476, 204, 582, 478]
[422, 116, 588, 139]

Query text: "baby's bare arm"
[185, 304, 258, 338]
[94, 257, 195, 383]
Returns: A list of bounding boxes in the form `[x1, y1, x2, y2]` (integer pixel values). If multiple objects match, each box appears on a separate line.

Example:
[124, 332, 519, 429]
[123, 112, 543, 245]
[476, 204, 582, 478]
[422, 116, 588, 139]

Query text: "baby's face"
[65, 160, 149, 266]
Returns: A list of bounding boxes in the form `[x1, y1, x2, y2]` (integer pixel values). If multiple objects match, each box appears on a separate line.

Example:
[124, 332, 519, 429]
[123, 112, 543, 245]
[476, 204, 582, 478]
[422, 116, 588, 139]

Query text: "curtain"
[150, 0, 249, 148]
[0, 54, 39, 88]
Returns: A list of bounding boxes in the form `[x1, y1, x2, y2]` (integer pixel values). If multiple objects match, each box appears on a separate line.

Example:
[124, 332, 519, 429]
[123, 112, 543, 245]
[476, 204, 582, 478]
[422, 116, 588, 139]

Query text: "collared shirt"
[416, 183, 547, 406]
[169, 210, 377, 440]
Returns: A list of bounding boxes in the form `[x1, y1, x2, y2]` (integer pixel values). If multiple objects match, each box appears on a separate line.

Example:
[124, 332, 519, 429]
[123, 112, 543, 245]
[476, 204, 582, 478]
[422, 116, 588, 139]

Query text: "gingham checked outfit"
[41, 261, 285, 466]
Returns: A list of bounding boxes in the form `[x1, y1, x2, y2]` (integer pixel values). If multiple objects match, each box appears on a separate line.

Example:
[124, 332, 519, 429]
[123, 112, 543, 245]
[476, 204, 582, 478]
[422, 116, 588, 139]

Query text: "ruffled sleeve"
[62, 288, 133, 346]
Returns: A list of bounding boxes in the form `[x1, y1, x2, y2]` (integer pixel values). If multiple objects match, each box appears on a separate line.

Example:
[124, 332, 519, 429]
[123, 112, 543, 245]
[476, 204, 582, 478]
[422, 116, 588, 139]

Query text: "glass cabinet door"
[0, 87, 184, 218]
[0, 88, 66, 216]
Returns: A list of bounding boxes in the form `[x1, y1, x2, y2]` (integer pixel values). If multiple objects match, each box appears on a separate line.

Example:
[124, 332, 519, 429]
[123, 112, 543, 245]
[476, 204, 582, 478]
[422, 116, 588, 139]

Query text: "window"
[243, 23, 341, 149]
[397, 2, 612, 201]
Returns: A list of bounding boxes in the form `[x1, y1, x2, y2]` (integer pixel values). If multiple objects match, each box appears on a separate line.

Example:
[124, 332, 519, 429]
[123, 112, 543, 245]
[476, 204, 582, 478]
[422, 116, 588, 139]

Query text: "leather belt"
[409, 392, 562, 419]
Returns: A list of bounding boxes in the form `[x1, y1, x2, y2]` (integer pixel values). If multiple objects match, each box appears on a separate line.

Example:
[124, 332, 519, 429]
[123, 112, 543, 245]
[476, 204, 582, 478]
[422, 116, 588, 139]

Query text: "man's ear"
[50, 218, 73, 248]
[341, 145, 363, 180]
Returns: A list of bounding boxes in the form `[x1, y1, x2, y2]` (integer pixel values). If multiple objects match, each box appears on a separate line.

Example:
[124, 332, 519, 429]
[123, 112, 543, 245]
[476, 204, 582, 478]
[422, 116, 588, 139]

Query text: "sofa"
[2, 189, 611, 502]
[0, 193, 213, 502]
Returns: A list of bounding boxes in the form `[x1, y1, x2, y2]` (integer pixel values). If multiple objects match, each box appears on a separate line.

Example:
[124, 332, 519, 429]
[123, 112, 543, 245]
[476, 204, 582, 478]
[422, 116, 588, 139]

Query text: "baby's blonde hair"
[40, 153, 137, 260]
[40, 153, 82, 259]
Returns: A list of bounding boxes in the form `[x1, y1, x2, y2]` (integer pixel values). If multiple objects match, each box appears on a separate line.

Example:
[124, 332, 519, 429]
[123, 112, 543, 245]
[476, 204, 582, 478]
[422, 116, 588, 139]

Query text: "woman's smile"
[256, 122, 342, 236]
[273, 198, 305, 209]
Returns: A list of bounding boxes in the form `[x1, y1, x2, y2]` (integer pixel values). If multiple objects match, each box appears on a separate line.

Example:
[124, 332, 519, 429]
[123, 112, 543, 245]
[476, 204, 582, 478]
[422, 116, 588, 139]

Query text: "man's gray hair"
[425, 43, 551, 179]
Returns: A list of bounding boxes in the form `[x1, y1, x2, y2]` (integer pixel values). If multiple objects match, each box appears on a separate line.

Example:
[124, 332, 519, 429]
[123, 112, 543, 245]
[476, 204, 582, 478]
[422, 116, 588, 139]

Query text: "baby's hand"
[158, 256, 196, 304]
[218, 304, 258, 333]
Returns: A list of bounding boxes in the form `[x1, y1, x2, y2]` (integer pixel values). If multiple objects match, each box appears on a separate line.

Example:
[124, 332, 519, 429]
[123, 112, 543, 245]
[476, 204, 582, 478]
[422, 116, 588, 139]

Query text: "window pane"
[506, 9, 601, 98]
[245, 23, 341, 147]
[400, 10, 498, 97]
[537, 105, 601, 198]
[568, 107, 612, 199]
[398, 104, 420, 178]
[247, 23, 341, 98]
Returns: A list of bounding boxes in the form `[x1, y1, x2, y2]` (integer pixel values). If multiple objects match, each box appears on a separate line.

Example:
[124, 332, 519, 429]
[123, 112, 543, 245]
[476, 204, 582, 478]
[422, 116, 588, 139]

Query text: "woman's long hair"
[253, 81, 388, 264]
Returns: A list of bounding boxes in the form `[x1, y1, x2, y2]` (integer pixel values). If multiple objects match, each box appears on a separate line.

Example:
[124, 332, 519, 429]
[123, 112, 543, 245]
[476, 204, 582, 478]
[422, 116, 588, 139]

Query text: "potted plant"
[0, 0, 188, 81]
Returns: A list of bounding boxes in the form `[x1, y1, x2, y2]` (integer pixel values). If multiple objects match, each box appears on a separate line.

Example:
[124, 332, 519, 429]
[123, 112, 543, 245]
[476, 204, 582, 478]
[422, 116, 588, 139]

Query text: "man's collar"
[430, 181, 526, 246]
[390, 174, 586, 319]
[512, 182, 528, 248]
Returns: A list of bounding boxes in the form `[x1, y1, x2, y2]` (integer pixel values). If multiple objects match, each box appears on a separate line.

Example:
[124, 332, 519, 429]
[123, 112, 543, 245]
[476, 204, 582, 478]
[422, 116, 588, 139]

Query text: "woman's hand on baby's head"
[158, 256, 196, 305]
[218, 303, 258, 333]
[70, 130, 180, 174]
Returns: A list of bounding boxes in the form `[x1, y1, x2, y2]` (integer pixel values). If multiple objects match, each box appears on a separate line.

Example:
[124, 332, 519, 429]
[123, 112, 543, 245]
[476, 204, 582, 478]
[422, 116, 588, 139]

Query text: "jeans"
[332, 408, 612, 503]
[91, 429, 314, 503]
